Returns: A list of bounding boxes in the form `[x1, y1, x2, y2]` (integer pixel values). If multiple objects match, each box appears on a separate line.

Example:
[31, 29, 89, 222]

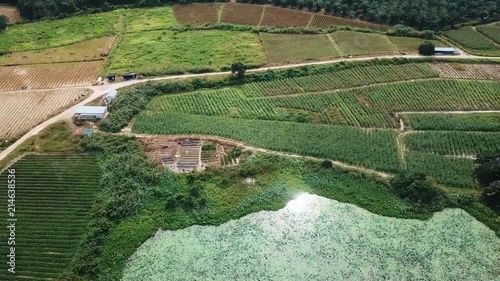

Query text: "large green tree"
[0, 15, 8, 32]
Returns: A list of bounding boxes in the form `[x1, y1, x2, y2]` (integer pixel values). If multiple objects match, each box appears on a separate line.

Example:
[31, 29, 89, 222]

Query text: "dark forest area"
[10, 0, 500, 29]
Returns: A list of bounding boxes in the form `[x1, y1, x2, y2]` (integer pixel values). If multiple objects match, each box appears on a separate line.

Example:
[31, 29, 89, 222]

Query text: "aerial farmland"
[0, 2, 499, 281]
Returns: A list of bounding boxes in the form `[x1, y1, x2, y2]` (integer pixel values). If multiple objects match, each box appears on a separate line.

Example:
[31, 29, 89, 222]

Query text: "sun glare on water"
[286, 192, 314, 213]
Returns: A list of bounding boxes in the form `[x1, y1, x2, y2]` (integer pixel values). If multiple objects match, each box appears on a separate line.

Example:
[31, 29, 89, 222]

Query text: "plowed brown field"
[0, 61, 103, 91]
[311, 14, 389, 31]
[260, 6, 312, 27]
[173, 4, 220, 25]
[221, 3, 263, 26]
[0, 89, 89, 141]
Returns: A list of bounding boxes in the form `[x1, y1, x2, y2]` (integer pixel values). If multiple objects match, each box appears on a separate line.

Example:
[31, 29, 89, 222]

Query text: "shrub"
[474, 153, 500, 187]
[391, 173, 444, 211]
[418, 41, 435, 56]
[320, 160, 333, 169]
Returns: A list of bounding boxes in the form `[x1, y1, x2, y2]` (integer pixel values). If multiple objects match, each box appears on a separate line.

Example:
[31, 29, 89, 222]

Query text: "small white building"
[434, 47, 460, 55]
[75, 106, 108, 120]
[104, 89, 118, 105]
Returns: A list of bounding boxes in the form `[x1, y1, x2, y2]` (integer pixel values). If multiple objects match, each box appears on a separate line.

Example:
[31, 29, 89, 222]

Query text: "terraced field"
[0, 154, 100, 280]
[0, 61, 103, 91]
[0, 89, 89, 141]
[444, 26, 500, 56]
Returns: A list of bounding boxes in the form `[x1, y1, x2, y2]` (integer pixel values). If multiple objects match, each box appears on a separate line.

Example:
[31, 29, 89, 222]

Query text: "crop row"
[444, 26, 500, 55]
[0, 155, 100, 280]
[475, 25, 500, 44]
[401, 113, 500, 132]
[241, 63, 438, 97]
[405, 131, 500, 156]
[133, 112, 401, 173]
[431, 63, 500, 80]
[148, 80, 500, 128]
[0, 89, 88, 139]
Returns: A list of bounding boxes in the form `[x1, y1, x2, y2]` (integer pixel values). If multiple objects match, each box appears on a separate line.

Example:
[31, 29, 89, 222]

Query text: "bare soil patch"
[0, 6, 21, 23]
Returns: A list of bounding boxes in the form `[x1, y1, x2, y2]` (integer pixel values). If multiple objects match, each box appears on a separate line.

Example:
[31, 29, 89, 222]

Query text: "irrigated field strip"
[0, 155, 100, 280]
[0, 61, 103, 91]
[0, 89, 89, 140]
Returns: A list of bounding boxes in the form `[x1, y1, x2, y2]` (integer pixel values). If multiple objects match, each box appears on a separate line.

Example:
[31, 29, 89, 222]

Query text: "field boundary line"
[326, 33, 344, 56]
[258, 6, 266, 27]
[257, 33, 272, 65]
[125, 133, 394, 179]
[217, 3, 224, 23]
[306, 14, 314, 28]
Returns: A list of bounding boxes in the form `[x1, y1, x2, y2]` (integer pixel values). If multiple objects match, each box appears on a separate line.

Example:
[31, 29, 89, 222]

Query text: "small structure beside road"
[434, 47, 460, 55]
[104, 89, 118, 105]
[74, 106, 108, 120]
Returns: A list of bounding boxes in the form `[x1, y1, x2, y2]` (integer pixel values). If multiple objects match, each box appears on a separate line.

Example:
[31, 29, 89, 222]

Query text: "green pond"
[123, 193, 500, 281]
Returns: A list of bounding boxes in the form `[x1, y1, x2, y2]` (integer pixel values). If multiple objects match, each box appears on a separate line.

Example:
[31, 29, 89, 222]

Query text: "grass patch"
[0, 11, 120, 52]
[388, 36, 445, 53]
[124, 7, 177, 32]
[330, 31, 398, 56]
[259, 33, 340, 63]
[108, 30, 266, 75]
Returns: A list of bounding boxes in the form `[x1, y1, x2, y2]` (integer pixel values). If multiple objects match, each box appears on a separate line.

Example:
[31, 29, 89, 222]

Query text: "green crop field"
[0, 11, 120, 52]
[108, 30, 267, 74]
[0, 154, 100, 280]
[402, 113, 500, 131]
[444, 26, 500, 56]
[124, 7, 177, 32]
[259, 33, 340, 63]
[147, 79, 500, 128]
[330, 31, 398, 56]
[406, 152, 476, 188]
[476, 24, 500, 44]
[133, 112, 400, 172]
[405, 131, 500, 156]
[241, 63, 438, 97]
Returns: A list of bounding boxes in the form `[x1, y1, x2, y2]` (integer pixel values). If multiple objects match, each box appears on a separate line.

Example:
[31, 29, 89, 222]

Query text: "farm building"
[434, 47, 460, 55]
[74, 106, 108, 120]
[104, 89, 118, 105]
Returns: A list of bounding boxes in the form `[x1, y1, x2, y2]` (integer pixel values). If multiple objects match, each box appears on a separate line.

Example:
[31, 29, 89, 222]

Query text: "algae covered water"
[123, 193, 500, 281]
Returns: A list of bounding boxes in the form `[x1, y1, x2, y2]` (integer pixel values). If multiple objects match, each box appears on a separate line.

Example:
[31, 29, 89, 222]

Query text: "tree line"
[14, 0, 499, 29]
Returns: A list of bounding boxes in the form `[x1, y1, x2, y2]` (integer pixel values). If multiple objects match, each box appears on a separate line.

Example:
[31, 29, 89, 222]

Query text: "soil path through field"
[0, 53, 498, 162]
[124, 133, 394, 179]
